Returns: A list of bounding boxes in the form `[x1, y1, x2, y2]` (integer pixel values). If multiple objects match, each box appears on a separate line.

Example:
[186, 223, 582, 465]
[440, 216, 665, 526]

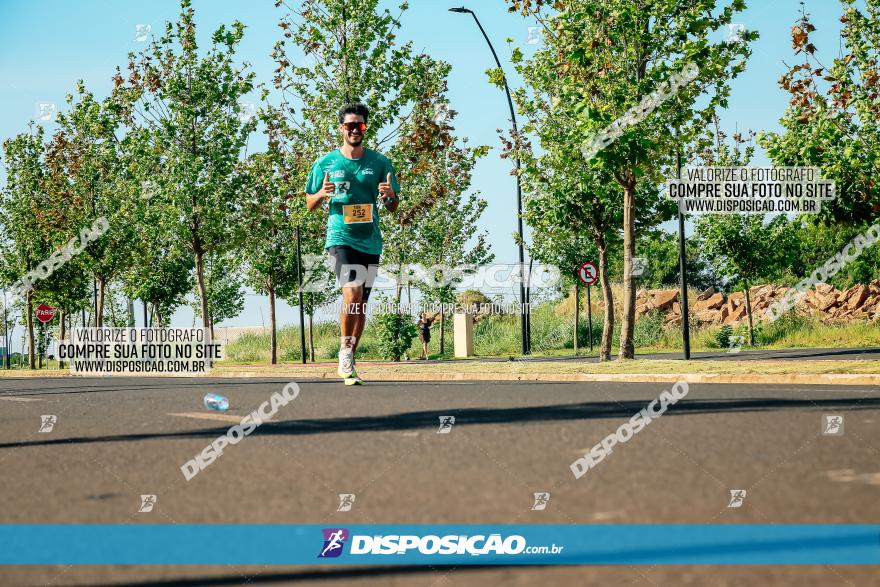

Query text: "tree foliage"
[760, 1, 880, 224]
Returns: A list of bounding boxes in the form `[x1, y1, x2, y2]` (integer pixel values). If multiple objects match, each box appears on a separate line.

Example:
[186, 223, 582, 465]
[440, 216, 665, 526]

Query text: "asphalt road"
[1, 376, 879, 586]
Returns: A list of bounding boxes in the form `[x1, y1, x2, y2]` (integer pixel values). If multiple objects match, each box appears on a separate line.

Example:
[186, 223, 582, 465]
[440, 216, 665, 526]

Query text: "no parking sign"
[577, 262, 598, 286]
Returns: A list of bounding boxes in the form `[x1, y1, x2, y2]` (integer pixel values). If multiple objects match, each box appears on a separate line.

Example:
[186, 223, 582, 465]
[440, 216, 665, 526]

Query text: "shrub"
[633, 311, 666, 347]
[373, 307, 417, 361]
[714, 324, 733, 349]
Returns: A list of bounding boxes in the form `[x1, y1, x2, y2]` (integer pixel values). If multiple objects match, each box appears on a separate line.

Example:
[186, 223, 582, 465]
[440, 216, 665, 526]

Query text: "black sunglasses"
[342, 121, 367, 132]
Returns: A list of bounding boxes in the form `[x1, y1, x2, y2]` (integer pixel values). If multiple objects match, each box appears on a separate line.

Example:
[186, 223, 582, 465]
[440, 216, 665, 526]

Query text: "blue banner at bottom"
[1, 525, 878, 565]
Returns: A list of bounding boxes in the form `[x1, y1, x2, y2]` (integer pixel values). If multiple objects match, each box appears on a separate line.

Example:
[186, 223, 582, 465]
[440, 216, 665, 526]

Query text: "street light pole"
[676, 148, 691, 360]
[450, 6, 530, 354]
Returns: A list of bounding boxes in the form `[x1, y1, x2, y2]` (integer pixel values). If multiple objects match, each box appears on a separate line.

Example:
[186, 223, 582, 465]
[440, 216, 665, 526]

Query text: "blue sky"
[0, 0, 850, 337]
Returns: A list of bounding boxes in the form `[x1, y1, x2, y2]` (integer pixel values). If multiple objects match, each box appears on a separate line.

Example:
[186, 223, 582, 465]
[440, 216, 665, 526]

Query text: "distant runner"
[305, 102, 400, 385]
[417, 312, 435, 360]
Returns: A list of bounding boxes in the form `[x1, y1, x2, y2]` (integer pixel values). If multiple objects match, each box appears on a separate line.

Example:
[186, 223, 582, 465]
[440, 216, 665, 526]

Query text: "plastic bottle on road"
[203, 393, 229, 412]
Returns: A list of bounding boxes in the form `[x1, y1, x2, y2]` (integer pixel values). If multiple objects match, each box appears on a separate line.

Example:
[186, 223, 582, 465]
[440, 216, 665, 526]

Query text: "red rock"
[695, 292, 724, 311]
[652, 290, 679, 311]
[846, 285, 868, 310]
[725, 304, 747, 324]
[817, 294, 838, 312]
[696, 309, 719, 323]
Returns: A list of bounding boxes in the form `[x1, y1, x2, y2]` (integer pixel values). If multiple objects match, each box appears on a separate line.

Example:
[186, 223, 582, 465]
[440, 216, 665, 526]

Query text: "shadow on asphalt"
[3, 396, 880, 451]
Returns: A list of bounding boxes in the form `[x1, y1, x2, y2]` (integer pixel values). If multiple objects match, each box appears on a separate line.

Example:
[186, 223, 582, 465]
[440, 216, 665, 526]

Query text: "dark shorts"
[327, 245, 381, 301]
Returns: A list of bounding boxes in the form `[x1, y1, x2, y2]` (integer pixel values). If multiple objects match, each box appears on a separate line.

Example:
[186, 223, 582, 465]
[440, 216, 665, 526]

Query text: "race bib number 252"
[342, 204, 373, 224]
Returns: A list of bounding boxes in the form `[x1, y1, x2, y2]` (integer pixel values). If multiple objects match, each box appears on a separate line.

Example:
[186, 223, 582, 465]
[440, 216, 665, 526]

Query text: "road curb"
[2, 369, 878, 386]
[211, 370, 880, 386]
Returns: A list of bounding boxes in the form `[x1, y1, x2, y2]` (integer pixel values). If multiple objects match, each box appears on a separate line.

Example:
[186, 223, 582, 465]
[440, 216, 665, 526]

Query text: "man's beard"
[345, 135, 363, 147]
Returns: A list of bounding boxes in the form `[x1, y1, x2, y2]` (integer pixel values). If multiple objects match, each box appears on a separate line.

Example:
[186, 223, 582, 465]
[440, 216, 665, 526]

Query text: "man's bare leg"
[352, 297, 367, 353]
[340, 285, 362, 348]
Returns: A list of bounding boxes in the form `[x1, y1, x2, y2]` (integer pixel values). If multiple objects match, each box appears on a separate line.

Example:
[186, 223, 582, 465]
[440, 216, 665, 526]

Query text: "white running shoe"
[344, 375, 364, 386]
[338, 346, 355, 379]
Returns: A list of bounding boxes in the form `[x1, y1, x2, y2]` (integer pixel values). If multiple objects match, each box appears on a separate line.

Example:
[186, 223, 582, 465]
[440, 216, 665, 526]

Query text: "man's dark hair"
[338, 102, 369, 124]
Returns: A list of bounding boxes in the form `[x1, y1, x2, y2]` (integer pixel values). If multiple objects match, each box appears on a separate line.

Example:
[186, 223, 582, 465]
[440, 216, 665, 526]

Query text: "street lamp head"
[449, 7, 472, 14]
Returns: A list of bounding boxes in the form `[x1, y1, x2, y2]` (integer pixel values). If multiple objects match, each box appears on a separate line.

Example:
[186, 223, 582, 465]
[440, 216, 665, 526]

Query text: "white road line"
[0, 396, 43, 402]
[168, 412, 263, 423]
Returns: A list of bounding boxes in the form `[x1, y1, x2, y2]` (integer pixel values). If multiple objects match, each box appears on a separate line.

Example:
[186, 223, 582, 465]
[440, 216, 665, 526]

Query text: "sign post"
[573, 280, 579, 354]
[577, 262, 598, 354]
[586, 283, 593, 352]
[36, 304, 55, 370]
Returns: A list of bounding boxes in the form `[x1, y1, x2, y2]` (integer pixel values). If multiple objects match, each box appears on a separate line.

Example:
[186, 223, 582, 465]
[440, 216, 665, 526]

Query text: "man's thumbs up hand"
[379, 172, 395, 201]
[321, 171, 336, 198]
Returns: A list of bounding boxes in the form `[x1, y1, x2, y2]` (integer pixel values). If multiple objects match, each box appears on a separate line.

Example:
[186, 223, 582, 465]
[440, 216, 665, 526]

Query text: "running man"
[306, 103, 400, 385]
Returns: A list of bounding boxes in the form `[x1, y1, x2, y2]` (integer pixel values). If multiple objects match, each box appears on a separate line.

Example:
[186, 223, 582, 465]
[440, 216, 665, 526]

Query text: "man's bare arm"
[306, 193, 327, 212]
[307, 171, 335, 212]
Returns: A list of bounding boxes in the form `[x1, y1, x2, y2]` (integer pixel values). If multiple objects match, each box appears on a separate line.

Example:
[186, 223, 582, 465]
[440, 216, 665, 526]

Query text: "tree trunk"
[439, 311, 445, 355]
[744, 281, 755, 347]
[96, 277, 106, 328]
[308, 312, 315, 362]
[153, 303, 163, 328]
[127, 298, 135, 328]
[3, 301, 9, 369]
[597, 233, 614, 362]
[194, 249, 210, 328]
[618, 181, 636, 359]
[268, 284, 277, 365]
[26, 291, 35, 369]
[59, 311, 66, 370]
[108, 288, 117, 327]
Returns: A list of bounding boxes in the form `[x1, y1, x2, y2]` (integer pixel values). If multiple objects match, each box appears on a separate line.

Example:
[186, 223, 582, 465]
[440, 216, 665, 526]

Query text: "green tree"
[509, 0, 755, 358]
[633, 230, 716, 291]
[786, 220, 880, 289]
[45, 83, 135, 326]
[272, 0, 478, 357]
[0, 126, 52, 369]
[411, 190, 493, 354]
[273, 0, 469, 284]
[113, 0, 257, 329]
[240, 150, 301, 364]
[503, 19, 679, 361]
[191, 250, 245, 338]
[119, 135, 193, 327]
[696, 216, 797, 345]
[692, 116, 786, 345]
[760, 1, 880, 225]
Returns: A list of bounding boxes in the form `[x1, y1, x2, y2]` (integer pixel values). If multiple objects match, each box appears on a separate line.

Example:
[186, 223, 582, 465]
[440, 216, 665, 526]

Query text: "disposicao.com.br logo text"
[318, 529, 564, 558]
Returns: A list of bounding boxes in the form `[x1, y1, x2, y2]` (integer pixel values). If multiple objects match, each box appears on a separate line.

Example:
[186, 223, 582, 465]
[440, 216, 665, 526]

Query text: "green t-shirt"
[305, 148, 400, 256]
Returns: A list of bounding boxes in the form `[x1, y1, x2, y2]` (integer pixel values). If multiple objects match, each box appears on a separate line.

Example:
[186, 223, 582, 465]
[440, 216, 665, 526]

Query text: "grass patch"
[223, 296, 880, 366]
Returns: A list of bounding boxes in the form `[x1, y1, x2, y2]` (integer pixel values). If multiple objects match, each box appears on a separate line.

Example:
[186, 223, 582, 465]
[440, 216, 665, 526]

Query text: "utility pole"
[449, 6, 531, 354]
